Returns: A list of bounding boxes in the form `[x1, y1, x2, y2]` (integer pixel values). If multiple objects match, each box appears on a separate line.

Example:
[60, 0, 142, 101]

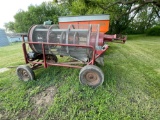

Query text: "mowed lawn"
[0, 35, 160, 120]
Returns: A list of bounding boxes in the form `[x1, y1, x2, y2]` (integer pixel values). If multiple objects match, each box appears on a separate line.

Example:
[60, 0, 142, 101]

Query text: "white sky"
[0, 0, 52, 28]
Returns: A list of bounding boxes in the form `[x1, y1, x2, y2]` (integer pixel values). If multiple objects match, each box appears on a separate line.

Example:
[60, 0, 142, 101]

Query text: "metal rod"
[22, 43, 28, 64]
[47, 63, 83, 69]
[42, 43, 47, 68]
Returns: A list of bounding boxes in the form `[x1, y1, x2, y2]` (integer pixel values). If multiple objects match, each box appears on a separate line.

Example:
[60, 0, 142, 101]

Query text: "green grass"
[0, 42, 24, 68]
[0, 35, 160, 119]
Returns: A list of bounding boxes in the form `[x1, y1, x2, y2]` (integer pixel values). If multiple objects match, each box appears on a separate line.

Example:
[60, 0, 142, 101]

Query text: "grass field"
[0, 35, 160, 120]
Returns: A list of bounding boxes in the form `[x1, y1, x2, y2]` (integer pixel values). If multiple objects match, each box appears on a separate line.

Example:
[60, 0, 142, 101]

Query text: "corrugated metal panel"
[0, 28, 9, 47]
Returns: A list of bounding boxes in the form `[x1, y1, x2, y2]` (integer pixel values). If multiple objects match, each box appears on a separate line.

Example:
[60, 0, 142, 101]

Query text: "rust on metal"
[18, 14, 126, 86]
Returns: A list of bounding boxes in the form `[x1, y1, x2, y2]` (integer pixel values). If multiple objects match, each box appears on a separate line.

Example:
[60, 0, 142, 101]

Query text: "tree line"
[4, 0, 160, 35]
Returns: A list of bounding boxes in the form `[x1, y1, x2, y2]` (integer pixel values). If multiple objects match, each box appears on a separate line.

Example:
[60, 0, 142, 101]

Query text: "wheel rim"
[85, 71, 100, 86]
[18, 69, 30, 81]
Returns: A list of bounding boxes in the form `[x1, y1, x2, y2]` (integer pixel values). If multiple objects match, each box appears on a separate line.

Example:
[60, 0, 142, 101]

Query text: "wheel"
[79, 65, 104, 87]
[16, 65, 35, 81]
[46, 54, 58, 63]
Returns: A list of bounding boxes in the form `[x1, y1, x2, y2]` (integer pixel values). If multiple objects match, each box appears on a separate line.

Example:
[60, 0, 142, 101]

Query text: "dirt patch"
[0, 114, 2, 119]
[31, 86, 57, 106]
[18, 86, 57, 119]
[0, 68, 9, 73]
[0, 110, 9, 120]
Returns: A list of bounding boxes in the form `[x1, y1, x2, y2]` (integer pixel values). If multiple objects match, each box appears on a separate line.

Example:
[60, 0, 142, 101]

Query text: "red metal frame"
[104, 34, 127, 43]
[21, 35, 109, 69]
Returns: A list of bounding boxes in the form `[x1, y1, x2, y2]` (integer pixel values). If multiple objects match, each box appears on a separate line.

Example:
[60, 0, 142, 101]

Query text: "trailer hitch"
[104, 34, 127, 43]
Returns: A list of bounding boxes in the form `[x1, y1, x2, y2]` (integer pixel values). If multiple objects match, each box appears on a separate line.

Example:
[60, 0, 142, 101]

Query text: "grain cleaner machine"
[17, 15, 126, 87]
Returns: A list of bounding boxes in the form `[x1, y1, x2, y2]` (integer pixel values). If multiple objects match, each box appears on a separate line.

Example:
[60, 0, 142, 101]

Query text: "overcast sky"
[0, 0, 52, 28]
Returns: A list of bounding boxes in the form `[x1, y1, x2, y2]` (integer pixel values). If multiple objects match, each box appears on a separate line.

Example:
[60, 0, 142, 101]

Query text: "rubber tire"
[16, 65, 35, 81]
[79, 65, 104, 88]
[46, 54, 58, 63]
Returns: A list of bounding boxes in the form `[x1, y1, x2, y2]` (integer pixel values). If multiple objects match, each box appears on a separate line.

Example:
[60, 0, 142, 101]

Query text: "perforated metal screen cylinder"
[28, 24, 104, 62]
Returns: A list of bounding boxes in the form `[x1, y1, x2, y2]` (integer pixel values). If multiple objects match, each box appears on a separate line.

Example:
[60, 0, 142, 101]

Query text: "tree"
[57, 0, 160, 34]
[14, 10, 29, 32]
[86, 0, 160, 33]
[55, 0, 133, 33]
[5, 2, 65, 32]
[6, 0, 160, 33]
[127, 5, 159, 34]
[4, 22, 15, 32]
[97, 0, 160, 17]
